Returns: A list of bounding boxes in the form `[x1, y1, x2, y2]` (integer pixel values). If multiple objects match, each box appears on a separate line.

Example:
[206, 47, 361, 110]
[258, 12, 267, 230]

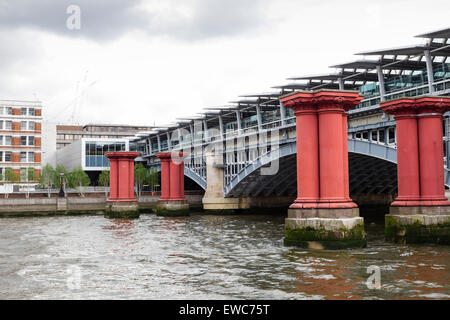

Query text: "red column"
[381, 96, 450, 207]
[281, 92, 319, 208]
[156, 152, 187, 201]
[416, 97, 450, 205]
[105, 152, 139, 202]
[394, 114, 421, 205]
[156, 153, 171, 201]
[280, 90, 362, 209]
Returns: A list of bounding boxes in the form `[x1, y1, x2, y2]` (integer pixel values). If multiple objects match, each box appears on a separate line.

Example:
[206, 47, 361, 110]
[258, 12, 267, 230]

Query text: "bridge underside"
[225, 153, 398, 198]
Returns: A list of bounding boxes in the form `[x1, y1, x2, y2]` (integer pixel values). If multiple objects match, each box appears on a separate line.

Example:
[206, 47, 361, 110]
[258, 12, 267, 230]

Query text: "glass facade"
[85, 141, 126, 168]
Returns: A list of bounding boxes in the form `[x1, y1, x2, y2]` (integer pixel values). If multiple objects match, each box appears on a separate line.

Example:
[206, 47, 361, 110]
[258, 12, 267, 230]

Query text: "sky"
[0, 0, 449, 127]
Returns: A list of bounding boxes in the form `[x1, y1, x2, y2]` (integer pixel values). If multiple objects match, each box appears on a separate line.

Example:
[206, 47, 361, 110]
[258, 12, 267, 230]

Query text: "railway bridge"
[130, 27, 450, 247]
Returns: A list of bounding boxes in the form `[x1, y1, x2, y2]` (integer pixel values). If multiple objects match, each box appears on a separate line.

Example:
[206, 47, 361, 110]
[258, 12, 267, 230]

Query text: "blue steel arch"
[223, 139, 450, 196]
[152, 164, 207, 191]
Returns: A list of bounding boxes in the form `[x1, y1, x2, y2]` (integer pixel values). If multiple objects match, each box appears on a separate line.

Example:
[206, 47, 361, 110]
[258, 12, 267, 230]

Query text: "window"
[5, 136, 11, 146]
[5, 121, 12, 130]
[0, 120, 3, 130]
[4, 152, 11, 162]
[362, 131, 369, 141]
[0, 106, 3, 114]
[378, 130, 385, 144]
[20, 152, 27, 162]
[0, 151, 2, 161]
[28, 136, 34, 146]
[388, 128, 396, 144]
[371, 130, 378, 142]
[0, 136, 3, 146]
[29, 108, 35, 116]
[21, 136, 27, 146]
[21, 108, 27, 115]
[29, 122, 35, 130]
[21, 121, 27, 130]
[6, 107, 12, 115]
[28, 152, 34, 162]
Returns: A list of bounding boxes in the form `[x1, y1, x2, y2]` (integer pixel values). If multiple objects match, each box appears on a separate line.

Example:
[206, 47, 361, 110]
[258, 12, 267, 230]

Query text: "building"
[56, 137, 131, 183]
[56, 124, 153, 150]
[0, 100, 42, 184]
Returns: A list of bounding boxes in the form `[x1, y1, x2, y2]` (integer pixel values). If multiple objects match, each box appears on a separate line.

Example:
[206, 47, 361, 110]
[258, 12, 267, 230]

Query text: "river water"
[0, 212, 448, 300]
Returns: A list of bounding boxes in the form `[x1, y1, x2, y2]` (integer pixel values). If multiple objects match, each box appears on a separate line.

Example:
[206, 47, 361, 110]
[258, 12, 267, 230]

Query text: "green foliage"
[39, 164, 56, 189]
[98, 170, 110, 187]
[27, 168, 36, 182]
[148, 167, 158, 188]
[54, 164, 71, 188]
[4, 168, 19, 183]
[71, 166, 91, 188]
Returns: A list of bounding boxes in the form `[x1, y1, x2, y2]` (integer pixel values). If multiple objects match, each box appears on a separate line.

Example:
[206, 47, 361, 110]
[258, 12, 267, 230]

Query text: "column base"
[202, 197, 250, 214]
[105, 201, 139, 219]
[156, 200, 189, 216]
[385, 206, 450, 244]
[284, 211, 366, 249]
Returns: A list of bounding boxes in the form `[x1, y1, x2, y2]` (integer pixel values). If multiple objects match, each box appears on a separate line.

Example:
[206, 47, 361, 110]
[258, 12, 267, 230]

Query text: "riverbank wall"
[0, 191, 204, 217]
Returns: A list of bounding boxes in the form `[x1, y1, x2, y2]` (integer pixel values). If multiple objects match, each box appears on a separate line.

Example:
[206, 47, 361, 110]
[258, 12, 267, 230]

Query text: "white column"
[157, 135, 161, 152]
[218, 115, 224, 140]
[280, 103, 286, 126]
[424, 49, 435, 93]
[376, 65, 386, 102]
[235, 110, 242, 132]
[338, 77, 345, 90]
[255, 104, 262, 131]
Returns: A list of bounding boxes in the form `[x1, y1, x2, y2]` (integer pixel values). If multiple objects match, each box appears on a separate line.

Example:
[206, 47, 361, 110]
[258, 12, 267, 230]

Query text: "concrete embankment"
[0, 192, 204, 217]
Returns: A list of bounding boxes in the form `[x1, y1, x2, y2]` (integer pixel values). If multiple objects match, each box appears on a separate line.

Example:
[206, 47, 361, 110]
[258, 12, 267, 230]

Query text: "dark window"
[21, 136, 27, 145]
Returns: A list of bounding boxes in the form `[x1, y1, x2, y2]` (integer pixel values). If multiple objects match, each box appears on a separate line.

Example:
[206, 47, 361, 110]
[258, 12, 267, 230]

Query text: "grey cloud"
[0, 0, 271, 41]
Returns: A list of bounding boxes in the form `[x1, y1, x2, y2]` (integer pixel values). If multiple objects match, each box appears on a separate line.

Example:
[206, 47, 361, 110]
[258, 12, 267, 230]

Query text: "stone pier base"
[156, 200, 189, 216]
[202, 197, 250, 214]
[284, 208, 366, 249]
[385, 206, 450, 244]
[105, 201, 139, 219]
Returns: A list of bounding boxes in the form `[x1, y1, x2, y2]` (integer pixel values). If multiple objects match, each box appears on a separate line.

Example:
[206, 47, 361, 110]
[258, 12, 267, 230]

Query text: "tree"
[70, 166, 90, 197]
[134, 163, 148, 197]
[148, 167, 158, 192]
[27, 168, 36, 182]
[3, 168, 19, 198]
[54, 164, 71, 189]
[39, 164, 56, 197]
[98, 170, 110, 196]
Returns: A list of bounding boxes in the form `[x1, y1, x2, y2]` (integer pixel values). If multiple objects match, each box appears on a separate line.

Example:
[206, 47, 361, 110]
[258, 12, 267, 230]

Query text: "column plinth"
[156, 152, 189, 216]
[104, 152, 140, 219]
[281, 90, 365, 249]
[381, 96, 450, 244]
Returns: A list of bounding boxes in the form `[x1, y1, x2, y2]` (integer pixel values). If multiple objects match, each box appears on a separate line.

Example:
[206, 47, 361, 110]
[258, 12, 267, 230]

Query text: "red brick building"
[0, 100, 42, 183]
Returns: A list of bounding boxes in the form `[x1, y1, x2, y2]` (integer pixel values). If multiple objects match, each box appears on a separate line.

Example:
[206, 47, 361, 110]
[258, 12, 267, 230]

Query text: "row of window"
[0, 151, 35, 162]
[353, 128, 396, 144]
[0, 136, 35, 146]
[0, 106, 36, 116]
[0, 120, 37, 131]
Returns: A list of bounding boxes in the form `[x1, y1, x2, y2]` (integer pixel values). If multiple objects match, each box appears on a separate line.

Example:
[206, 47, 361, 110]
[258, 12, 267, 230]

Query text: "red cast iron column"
[156, 153, 171, 201]
[280, 91, 320, 208]
[380, 99, 421, 206]
[316, 91, 362, 208]
[416, 97, 450, 205]
[105, 152, 139, 202]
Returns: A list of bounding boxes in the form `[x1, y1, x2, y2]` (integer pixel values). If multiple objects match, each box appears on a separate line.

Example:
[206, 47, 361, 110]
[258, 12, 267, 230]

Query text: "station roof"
[330, 59, 429, 71]
[287, 71, 380, 83]
[416, 27, 450, 39]
[356, 44, 450, 57]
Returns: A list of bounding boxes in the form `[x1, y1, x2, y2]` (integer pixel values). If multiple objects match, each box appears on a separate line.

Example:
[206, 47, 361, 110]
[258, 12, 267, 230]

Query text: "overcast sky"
[0, 0, 449, 126]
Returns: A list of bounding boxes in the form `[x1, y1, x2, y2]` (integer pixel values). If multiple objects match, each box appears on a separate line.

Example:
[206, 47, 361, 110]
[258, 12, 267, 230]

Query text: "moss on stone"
[155, 208, 189, 217]
[385, 215, 450, 244]
[104, 210, 140, 219]
[284, 223, 366, 249]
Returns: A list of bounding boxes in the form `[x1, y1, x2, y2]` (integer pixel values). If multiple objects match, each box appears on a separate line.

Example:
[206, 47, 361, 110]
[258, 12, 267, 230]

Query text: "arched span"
[224, 139, 450, 197]
[224, 142, 297, 197]
[149, 164, 206, 191]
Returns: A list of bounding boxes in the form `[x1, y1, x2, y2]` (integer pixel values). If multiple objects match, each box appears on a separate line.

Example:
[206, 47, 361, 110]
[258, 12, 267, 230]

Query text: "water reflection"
[0, 214, 448, 299]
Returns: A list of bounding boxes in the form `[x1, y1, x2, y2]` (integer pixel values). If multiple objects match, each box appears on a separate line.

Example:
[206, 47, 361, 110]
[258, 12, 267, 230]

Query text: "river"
[0, 212, 448, 299]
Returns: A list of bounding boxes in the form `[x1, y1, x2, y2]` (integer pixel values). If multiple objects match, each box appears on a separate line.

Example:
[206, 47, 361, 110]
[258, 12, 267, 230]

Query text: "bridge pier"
[381, 96, 450, 244]
[281, 90, 366, 249]
[105, 152, 140, 219]
[156, 152, 189, 216]
[202, 152, 250, 213]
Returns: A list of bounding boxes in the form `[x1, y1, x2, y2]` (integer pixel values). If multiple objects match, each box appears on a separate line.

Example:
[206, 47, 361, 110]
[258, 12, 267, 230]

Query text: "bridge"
[130, 27, 450, 247]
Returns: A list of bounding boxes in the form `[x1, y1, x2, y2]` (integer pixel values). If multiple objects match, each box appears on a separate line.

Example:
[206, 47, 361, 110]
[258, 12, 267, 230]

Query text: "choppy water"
[0, 213, 448, 300]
